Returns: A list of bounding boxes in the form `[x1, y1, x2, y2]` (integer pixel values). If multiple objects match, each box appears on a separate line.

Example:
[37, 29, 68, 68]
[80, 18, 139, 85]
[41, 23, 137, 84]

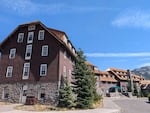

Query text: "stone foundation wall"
[0, 82, 59, 106]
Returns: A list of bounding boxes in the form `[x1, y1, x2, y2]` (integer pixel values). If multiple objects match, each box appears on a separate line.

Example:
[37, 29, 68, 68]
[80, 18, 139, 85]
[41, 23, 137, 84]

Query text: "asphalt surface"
[113, 98, 150, 113]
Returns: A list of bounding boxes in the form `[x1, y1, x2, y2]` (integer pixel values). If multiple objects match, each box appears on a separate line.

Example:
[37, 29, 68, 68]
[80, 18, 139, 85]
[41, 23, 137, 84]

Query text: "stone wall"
[0, 82, 59, 106]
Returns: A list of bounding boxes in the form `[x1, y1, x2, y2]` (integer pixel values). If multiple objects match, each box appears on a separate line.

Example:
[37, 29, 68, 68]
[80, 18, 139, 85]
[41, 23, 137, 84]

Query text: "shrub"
[147, 94, 150, 102]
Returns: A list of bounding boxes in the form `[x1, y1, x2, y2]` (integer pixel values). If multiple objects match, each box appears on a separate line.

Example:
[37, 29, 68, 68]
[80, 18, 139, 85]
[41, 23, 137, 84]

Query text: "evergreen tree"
[87, 68, 102, 102]
[72, 49, 94, 109]
[58, 77, 74, 108]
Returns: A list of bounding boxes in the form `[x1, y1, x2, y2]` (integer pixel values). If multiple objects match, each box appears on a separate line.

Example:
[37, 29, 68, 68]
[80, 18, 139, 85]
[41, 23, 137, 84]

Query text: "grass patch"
[92, 100, 103, 109]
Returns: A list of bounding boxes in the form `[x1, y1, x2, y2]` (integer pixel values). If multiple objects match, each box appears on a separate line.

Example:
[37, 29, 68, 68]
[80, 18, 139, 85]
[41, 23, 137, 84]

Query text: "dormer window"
[27, 32, 34, 43]
[17, 33, 24, 43]
[9, 48, 16, 59]
[28, 25, 36, 31]
[38, 30, 45, 40]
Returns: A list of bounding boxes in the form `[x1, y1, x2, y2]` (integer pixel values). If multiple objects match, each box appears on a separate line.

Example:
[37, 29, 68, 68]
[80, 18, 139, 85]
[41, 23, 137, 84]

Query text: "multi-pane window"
[41, 45, 48, 56]
[17, 33, 24, 43]
[22, 63, 30, 79]
[9, 48, 16, 59]
[28, 25, 36, 31]
[6, 66, 13, 77]
[40, 64, 47, 76]
[25, 45, 32, 60]
[38, 30, 45, 40]
[27, 32, 34, 43]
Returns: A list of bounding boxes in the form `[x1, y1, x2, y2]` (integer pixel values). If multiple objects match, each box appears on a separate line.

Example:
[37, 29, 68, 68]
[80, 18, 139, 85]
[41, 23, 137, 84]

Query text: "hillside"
[132, 66, 150, 80]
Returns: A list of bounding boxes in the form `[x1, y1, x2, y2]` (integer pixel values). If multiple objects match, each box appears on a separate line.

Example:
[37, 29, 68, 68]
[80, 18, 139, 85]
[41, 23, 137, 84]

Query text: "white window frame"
[9, 48, 16, 59]
[17, 33, 24, 43]
[22, 63, 30, 80]
[40, 64, 47, 76]
[63, 66, 66, 77]
[41, 45, 48, 56]
[38, 30, 45, 40]
[6, 66, 13, 77]
[27, 32, 34, 43]
[2, 88, 9, 99]
[28, 25, 36, 31]
[25, 45, 32, 60]
[64, 51, 67, 59]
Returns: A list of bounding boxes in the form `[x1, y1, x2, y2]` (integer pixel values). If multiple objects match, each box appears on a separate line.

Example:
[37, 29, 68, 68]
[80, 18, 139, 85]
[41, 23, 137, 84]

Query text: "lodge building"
[0, 21, 76, 105]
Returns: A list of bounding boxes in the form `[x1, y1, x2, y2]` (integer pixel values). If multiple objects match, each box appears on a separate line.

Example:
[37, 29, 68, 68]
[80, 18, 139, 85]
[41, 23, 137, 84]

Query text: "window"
[27, 32, 34, 43]
[64, 51, 67, 59]
[22, 63, 30, 79]
[38, 30, 45, 40]
[9, 48, 16, 59]
[40, 93, 45, 99]
[63, 66, 66, 77]
[41, 45, 48, 56]
[6, 66, 13, 77]
[2, 88, 9, 99]
[38, 89, 45, 100]
[28, 25, 36, 31]
[25, 45, 32, 60]
[40, 64, 47, 76]
[17, 33, 24, 43]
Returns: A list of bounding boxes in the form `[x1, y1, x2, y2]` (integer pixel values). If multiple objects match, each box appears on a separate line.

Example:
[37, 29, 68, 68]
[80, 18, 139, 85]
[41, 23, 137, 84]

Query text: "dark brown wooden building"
[0, 21, 76, 105]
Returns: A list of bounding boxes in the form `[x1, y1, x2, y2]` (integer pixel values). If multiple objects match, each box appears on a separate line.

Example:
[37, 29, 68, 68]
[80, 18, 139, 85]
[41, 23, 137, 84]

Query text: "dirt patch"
[14, 101, 103, 111]
[0, 101, 12, 105]
[15, 104, 58, 111]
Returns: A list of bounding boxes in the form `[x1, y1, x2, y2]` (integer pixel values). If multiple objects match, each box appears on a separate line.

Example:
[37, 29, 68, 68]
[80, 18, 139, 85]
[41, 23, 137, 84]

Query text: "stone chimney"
[127, 69, 134, 93]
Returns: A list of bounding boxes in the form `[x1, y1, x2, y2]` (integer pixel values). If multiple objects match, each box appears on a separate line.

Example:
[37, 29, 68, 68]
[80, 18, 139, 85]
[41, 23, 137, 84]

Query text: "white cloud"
[139, 58, 150, 61]
[0, 0, 106, 16]
[138, 63, 150, 67]
[85, 52, 150, 57]
[112, 10, 150, 28]
[0, 0, 68, 16]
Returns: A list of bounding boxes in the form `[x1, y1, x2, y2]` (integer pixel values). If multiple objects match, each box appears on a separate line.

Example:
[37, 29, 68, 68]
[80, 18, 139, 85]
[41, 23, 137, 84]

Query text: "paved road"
[113, 98, 150, 113]
[0, 104, 15, 113]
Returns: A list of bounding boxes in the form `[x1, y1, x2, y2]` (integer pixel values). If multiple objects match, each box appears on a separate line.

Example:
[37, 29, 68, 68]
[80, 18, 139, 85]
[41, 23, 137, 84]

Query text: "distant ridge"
[132, 66, 150, 80]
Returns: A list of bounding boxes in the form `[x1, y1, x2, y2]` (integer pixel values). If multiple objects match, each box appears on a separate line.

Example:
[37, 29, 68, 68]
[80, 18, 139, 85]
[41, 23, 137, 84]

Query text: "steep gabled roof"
[107, 67, 144, 81]
[0, 21, 76, 57]
[98, 71, 117, 82]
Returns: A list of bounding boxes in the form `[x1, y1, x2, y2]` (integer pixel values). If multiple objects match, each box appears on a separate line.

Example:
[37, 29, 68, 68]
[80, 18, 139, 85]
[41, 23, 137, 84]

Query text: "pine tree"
[58, 77, 74, 108]
[72, 49, 94, 109]
[87, 67, 102, 102]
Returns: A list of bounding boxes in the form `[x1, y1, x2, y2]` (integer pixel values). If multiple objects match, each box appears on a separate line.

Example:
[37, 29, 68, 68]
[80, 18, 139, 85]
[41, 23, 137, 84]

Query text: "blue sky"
[1, 0, 150, 70]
